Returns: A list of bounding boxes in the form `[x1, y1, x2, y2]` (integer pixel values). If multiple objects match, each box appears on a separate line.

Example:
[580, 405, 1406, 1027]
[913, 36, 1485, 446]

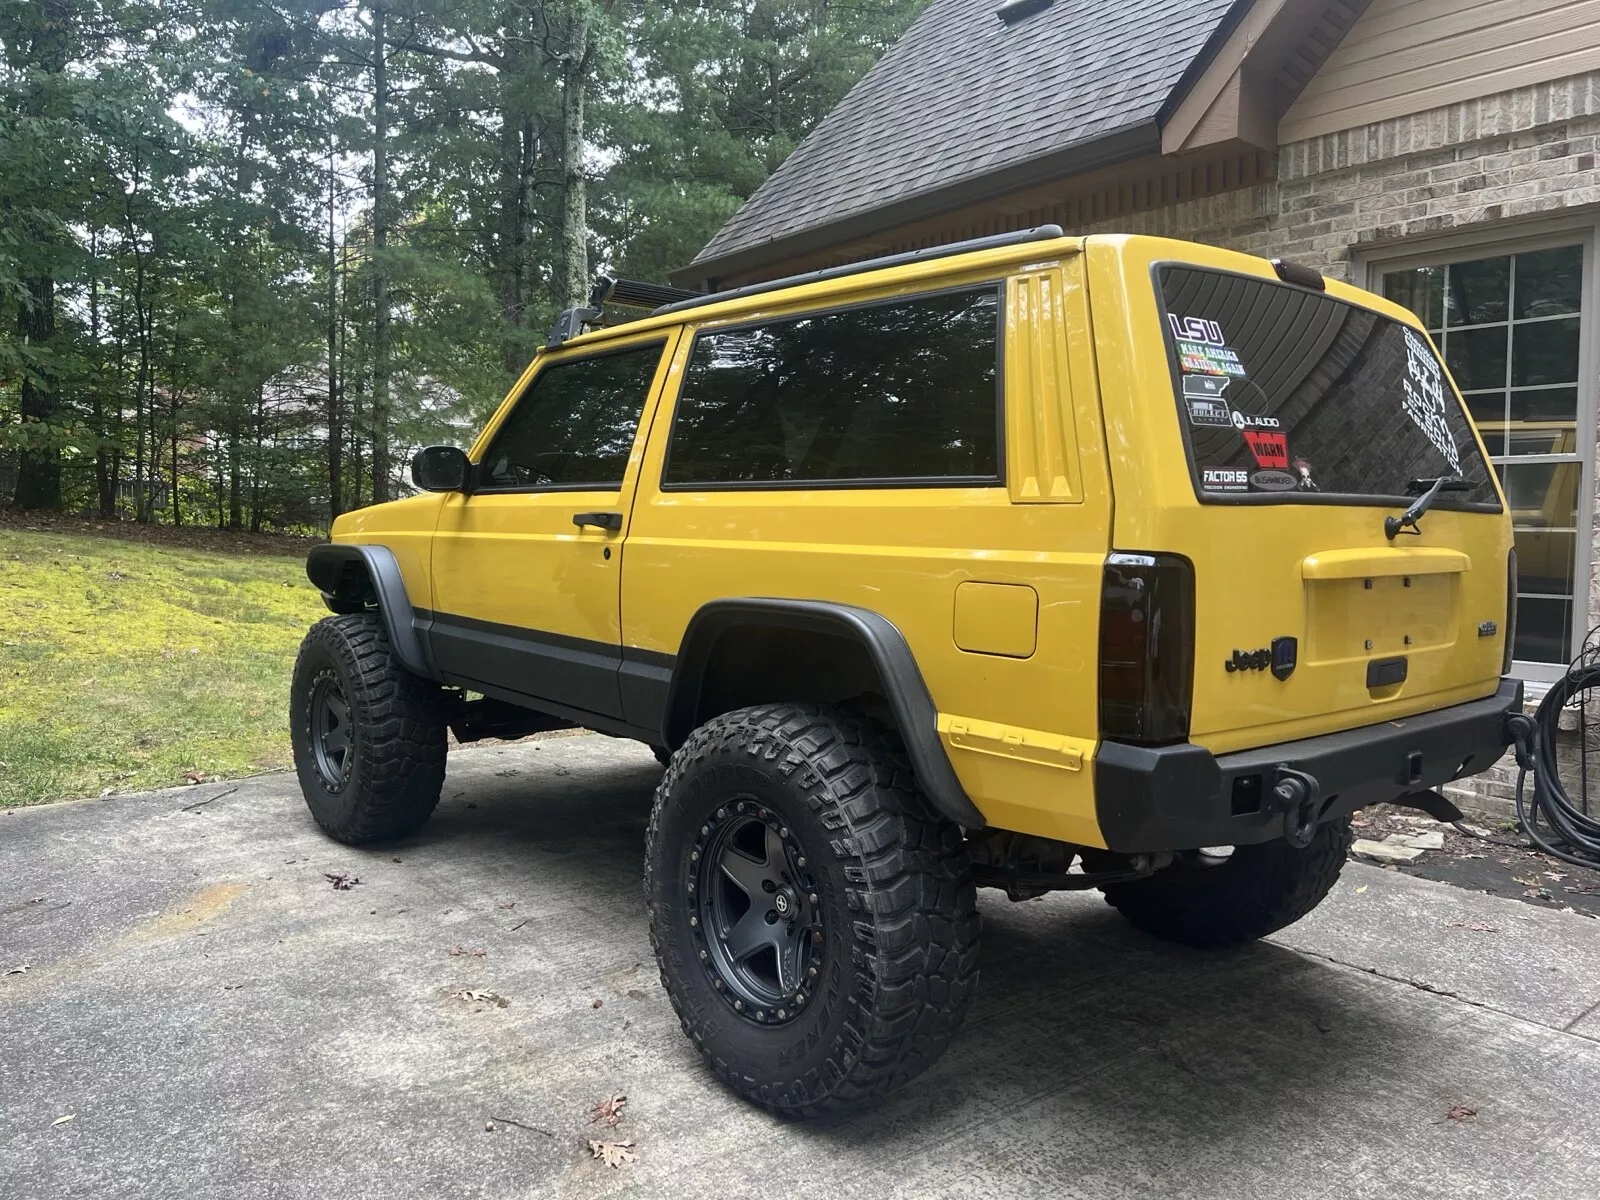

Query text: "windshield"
[1158, 265, 1501, 509]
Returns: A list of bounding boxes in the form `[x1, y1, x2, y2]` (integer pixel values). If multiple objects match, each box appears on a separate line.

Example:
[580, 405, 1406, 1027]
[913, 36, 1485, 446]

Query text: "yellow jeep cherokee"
[292, 228, 1521, 1115]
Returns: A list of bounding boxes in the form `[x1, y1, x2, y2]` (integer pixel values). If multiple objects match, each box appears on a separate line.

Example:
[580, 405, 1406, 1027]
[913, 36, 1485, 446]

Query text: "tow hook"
[1270, 767, 1322, 849]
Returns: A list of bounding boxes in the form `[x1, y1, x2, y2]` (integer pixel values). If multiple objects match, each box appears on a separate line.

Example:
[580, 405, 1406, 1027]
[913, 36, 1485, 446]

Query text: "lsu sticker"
[1182, 376, 1234, 427]
[1402, 330, 1461, 473]
[1202, 467, 1250, 493]
[1170, 314, 1247, 378]
[1244, 430, 1289, 469]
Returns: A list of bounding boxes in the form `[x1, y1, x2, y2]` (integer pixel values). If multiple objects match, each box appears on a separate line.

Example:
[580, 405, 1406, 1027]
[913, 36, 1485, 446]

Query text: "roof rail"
[654, 224, 1066, 317]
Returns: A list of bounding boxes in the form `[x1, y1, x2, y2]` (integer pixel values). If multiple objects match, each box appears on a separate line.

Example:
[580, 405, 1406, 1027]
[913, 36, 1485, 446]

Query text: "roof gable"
[693, 0, 1241, 274]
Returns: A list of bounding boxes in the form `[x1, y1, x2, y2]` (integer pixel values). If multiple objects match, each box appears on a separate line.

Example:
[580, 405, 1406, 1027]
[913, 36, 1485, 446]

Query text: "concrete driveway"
[4, 734, 1600, 1200]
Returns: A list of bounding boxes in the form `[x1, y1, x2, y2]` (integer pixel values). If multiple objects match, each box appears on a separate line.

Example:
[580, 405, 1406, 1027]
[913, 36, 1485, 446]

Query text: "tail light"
[1504, 548, 1518, 674]
[1098, 552, 1196, 745]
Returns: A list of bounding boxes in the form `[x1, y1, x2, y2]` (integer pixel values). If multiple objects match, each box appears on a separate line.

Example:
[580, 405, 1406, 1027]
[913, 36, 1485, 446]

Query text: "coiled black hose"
[1505, 648, 1600, 869]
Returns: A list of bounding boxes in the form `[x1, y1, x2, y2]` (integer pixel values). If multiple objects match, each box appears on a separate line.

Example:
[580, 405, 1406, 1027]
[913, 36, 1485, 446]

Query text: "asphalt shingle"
[695, 0, 1238, 267]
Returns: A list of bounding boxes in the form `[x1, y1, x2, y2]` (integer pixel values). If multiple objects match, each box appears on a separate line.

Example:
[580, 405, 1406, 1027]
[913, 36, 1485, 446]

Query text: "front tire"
[1101, 818, 1353, 948]
[290, 614, 448, 845]
[645, 704, 980, 1116]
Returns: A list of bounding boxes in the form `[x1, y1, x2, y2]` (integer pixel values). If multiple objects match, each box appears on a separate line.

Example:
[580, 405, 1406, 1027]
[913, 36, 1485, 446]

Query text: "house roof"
[688, 0, 1243, 280]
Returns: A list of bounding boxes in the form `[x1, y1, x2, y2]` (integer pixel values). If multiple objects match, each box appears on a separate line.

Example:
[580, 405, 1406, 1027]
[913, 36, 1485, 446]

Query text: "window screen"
[664, 287, 1001, 487]
[1160, 266, 1498, 508]
[479, 343, 663, 490]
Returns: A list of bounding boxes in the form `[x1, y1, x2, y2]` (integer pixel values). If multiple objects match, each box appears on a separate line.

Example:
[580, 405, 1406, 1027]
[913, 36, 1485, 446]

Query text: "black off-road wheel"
[1101, 818, 1353, 948]
[290, 613, 448, 845]
[645, 704, 980, 1117]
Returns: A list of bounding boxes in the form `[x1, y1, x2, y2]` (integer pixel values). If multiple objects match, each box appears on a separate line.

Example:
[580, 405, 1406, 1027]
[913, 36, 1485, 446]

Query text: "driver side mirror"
[411, 445, 471, 492]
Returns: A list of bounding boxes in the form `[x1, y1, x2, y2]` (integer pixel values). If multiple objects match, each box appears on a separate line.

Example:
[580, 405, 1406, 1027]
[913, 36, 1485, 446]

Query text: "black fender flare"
[663, 598, 986, 829]
[305, 544, 435, 680]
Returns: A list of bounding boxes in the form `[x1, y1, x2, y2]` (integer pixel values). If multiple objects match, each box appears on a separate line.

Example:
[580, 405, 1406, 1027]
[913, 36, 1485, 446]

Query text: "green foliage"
[0, 0, 923, 528]
[0, 525, 327, 805]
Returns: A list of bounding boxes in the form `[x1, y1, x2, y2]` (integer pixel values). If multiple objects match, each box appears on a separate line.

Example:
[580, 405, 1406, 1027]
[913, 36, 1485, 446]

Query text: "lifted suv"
[292, 227, 1521, 1115]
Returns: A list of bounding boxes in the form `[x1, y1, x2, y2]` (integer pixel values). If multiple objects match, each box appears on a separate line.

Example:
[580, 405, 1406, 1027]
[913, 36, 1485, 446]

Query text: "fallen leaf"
[1512, 875, 1537, 886]
[497, 901, 516, 910]
[51, 1114, 75, 1127]
[183, 770, 207, 785]
[324, 872, 361, 891]
[1544, 871, 1568, 882]
[28, 896, 43, 904]
[3, 965, 29, 976]
[590, 1094, 627, 1127]
[451, 988, 509, 1008]
[588, 1139, 635, 1168]
[1445, 1105, 1477, 1122]
[1354, 885, 1368, 894]
[592, 998, 603, 1009]
[1446, 921, 1497, 932]
[447, 946, 487, 958]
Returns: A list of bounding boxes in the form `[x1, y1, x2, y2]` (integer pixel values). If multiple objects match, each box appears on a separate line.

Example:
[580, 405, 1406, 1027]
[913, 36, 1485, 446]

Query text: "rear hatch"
[1091, 239, 1513, 755]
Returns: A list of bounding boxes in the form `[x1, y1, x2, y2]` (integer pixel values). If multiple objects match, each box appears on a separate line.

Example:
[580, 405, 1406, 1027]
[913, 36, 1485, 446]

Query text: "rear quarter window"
[662, 286, 1002, 488]
[1158, 266, 1500, 509]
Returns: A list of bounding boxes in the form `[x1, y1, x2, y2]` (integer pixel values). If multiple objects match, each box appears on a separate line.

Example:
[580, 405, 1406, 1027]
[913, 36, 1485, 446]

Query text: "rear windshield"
[1158, 266, 1500, 508]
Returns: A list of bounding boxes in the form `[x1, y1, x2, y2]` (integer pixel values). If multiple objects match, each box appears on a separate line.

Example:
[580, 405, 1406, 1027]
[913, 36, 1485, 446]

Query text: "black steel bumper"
[1094, 679, 1523, 853]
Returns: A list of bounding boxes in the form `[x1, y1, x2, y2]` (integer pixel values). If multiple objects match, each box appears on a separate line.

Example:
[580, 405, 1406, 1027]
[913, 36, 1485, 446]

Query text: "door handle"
[572, 511, 623, 532]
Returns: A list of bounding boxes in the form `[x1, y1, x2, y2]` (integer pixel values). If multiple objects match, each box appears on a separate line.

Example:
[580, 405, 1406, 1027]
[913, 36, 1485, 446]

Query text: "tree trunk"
[559, 4, 590, 310]
[13, 277, 62, 509]
[369, 2, 392, 504]
[326, 136, 343, 523]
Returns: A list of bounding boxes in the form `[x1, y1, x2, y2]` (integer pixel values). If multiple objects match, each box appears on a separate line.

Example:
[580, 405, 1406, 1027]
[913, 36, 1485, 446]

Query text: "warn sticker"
[1244, 430, 1288, 469]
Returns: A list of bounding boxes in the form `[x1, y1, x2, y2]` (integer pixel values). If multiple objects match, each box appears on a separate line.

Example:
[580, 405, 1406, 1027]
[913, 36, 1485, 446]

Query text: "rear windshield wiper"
[1384, 476, 1474, 540]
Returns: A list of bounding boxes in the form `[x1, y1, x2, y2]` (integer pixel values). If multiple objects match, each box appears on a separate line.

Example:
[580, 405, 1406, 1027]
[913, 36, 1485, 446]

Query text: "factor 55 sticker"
[1243, 430, 1288, 469]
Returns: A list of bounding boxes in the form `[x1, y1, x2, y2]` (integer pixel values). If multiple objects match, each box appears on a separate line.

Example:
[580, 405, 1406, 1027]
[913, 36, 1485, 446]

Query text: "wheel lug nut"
[755, 1011, 766, 1022]
[808, 893, 818, 905]
[797, 857, 807, 868]
[716, 807, 726, 818]
[733, 999, 743, 1011]
[812, 931, 823, 944]
[713, 978, 723, 989]
[689, 916, 699, 927]
[699, 950, 708, 961]
[776, 1008, 787, 1020]
[700, 825, 709, 836]
[808, 966, 817, 977]
[779, 827, 788, 838]
[735, 802, 745, 812]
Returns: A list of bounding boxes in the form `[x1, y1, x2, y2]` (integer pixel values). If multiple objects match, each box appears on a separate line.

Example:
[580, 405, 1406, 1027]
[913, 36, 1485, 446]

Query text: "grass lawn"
[0, 519, 327, 806]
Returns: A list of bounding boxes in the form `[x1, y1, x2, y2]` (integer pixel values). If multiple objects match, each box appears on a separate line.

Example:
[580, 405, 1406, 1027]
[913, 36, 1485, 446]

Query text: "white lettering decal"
[1401, 330, 1460, 474]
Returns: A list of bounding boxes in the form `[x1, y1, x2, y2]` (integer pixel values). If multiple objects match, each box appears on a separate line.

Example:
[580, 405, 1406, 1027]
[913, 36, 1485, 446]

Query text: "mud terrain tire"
[290, 613, 447, 844]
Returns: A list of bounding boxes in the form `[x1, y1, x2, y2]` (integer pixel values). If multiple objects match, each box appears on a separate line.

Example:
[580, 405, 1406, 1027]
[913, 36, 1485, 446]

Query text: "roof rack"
[652, 224, 1066, 317]
[545, 275, 708, 348]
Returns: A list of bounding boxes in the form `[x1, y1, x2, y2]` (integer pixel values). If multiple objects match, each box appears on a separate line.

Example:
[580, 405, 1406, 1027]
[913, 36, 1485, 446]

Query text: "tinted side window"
[479, 343, 663, 490]
[664, 287, 1001, 487]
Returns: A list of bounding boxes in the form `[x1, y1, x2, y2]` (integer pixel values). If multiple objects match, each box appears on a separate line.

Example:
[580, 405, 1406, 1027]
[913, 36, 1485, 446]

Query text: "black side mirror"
[411, 445, 470, 492]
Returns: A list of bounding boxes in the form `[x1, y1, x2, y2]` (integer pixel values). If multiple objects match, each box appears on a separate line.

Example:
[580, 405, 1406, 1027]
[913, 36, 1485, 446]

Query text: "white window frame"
[1356, 215, 1599, 683]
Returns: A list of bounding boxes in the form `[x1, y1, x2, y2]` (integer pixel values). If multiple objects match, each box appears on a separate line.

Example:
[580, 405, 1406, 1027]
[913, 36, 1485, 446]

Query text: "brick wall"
[1081, 70, 1600, 283]
[1083, 70, 1600, 815]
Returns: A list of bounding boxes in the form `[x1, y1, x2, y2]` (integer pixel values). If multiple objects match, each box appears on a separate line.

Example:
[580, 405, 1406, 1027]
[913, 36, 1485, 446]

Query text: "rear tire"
[290, 614, 448, 845]
[645, 703, 980, 1116]
[1101, 818, 1352, 948]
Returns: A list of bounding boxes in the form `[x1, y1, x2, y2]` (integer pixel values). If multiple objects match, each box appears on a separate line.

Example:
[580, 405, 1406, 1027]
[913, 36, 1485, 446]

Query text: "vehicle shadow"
[399, 744, 1429, 1179]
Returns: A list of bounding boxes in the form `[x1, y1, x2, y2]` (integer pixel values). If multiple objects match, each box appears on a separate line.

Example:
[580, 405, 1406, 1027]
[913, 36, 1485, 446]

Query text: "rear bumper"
[1094, 679, 1523, 853]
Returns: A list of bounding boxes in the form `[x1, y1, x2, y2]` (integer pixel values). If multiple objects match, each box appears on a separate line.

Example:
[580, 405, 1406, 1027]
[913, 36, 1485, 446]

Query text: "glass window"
[1383, 242, 1588, 666]
[663, 288, 1001, 487]
[478, 343, 664, 490]
[1158, 266, 1498, 506]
